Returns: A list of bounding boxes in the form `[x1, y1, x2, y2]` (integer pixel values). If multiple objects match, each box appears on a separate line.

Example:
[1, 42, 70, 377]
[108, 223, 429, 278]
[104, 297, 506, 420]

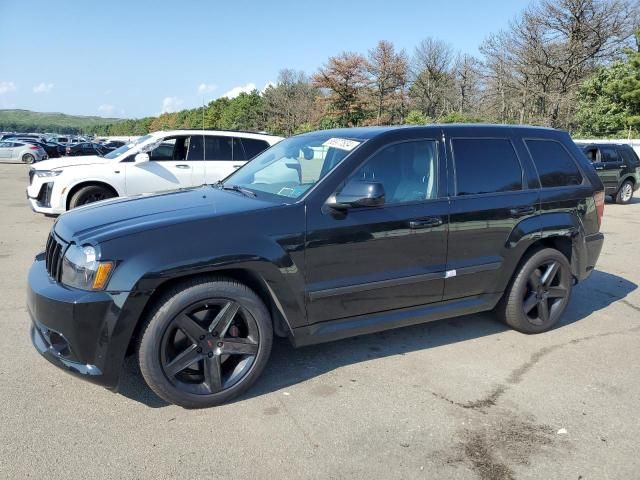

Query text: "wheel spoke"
[208, 301, 240, 336]
[165, 345, 200, 377]
[547, 286, 567, 298]
[528, 269, 542, 289]
[541, 262, 559, 287]
[224, 338, 258, 356]
[538, 299, 550, 322]
[175, 314, 208, 342]
[523, 293, 538, 314]
[203, 355, 223, 393]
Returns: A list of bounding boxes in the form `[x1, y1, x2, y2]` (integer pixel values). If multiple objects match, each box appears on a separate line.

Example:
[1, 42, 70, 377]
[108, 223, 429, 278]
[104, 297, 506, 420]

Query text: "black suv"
[578, 142, 640, 204]
[28, 125, 605, 408]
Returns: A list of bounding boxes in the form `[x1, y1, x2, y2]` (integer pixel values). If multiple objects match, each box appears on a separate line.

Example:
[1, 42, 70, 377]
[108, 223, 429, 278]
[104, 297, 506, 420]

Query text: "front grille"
[45, 234, 67, 281]
[28, 168, 34, 185]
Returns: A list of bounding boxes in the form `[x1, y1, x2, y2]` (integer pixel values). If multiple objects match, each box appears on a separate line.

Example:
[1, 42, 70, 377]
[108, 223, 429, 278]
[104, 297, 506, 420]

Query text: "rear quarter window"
[452, 138, 523, 196]
[241, 138, 270, 159]
[525, 139, 583, 188]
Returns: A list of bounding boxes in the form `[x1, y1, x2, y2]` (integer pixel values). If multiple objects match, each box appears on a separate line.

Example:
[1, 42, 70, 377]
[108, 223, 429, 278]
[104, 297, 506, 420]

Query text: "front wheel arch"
[65, 181, 119, 210]
[126, 269, 292, 357]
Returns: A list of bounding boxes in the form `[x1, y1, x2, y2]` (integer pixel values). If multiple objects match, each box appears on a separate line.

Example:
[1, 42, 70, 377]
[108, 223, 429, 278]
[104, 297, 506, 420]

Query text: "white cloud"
[262, 81, 277, 92]
[197, 83, 217, 94]
[222, 83, 256, 99]
[33, 82, 54, 94]
[98, 104, 116, 115]
[0, 81, 16, 94]
[161, 96, 183, 114]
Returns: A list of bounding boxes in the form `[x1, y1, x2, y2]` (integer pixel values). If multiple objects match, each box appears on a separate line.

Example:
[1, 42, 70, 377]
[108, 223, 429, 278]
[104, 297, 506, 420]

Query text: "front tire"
[138, 277, 273, 408]
[68, 185, 114, 209]
[616, 180, 634, 204]
[497, 248, 572, 334]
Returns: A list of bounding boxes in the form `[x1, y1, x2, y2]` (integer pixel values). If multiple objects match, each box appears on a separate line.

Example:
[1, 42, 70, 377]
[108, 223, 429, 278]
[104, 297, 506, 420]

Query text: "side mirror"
[327, 181, 385, 210]
[134, 152, 149, 163]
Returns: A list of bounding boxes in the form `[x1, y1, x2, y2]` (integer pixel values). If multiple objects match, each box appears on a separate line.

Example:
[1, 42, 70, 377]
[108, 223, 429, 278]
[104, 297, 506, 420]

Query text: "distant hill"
[0, 109, 124, 134]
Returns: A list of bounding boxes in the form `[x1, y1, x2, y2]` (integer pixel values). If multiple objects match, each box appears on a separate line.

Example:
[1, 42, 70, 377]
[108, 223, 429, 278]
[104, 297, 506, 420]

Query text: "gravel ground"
[0, 163, 638, 479]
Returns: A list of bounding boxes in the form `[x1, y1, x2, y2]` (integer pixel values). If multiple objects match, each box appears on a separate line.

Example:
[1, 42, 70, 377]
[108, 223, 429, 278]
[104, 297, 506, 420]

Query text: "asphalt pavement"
[1, 163, 638, 479]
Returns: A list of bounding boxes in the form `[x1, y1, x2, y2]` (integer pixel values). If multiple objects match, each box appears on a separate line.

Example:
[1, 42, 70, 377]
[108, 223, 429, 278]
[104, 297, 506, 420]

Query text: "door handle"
[409, 217, 442, 229]
[233, 164, 243, 169]
[175, 164, 190, 169]
[510, 206, 535, 217]
[594, 166, 604, 170]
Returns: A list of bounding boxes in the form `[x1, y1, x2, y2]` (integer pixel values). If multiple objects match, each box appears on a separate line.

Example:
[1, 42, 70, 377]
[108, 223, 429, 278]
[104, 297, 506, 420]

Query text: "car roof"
[151, 129, 283, 144]
[305, 124, 561, 141]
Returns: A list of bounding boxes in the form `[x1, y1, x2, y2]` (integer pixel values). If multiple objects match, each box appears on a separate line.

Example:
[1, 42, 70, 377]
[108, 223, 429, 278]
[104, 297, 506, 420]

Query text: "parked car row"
[0, 139, 48, 163]
[26, 124, 606, 408]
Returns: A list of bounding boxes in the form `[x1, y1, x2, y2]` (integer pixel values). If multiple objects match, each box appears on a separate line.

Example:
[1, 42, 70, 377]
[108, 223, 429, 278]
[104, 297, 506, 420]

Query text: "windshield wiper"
[218, 183, 256, 197]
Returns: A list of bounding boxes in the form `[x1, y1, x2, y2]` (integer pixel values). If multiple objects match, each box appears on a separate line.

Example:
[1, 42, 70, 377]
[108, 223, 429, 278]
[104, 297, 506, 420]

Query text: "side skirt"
[291, 293, 503, 347]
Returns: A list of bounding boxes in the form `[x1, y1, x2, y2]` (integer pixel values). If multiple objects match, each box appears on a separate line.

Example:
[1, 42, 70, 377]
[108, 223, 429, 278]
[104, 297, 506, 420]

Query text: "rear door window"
[203, 136, 233, 161]
[452, 138, 523, 196]
[600, 146, 621, 163]
[525, 139, 583, 188]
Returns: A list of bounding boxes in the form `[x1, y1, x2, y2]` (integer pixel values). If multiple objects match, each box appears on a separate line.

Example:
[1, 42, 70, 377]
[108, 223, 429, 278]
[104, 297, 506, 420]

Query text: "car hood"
[54, 186, 278, 244]
[34, 155, 107, 170]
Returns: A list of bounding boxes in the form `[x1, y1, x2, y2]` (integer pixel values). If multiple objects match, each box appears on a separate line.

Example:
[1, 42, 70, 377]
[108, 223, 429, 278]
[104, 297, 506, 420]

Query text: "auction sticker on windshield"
[322, 138, 361, 151]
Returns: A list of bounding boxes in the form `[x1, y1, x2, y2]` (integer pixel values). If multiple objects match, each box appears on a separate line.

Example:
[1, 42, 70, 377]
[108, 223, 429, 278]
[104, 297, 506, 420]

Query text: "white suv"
[27, 130, 282, 215]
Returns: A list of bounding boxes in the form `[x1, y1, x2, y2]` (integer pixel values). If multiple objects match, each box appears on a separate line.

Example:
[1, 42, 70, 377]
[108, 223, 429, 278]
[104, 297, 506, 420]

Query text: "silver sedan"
[0, 140, 47, 164]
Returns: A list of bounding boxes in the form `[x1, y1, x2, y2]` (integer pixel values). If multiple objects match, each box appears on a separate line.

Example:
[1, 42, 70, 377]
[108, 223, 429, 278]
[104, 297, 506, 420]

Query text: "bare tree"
[452, 53, 483, 115]
[366, 40, 408, 125]
[263, 69, 317, 135]
[409, 37, 454, 118]
[480, 0, 637, 127]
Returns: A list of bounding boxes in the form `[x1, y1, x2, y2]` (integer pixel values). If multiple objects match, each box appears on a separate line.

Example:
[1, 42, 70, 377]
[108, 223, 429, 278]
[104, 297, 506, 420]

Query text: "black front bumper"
[27, 256, 151, 391]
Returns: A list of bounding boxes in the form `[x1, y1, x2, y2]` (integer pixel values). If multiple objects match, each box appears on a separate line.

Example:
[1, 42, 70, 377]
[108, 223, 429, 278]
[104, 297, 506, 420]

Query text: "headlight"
[35, 170, 62, 177]
[60, 244, 114, 290]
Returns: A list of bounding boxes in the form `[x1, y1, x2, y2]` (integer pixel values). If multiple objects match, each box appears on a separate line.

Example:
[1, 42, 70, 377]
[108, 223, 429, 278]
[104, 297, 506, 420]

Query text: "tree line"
[5, 0, 639, 138]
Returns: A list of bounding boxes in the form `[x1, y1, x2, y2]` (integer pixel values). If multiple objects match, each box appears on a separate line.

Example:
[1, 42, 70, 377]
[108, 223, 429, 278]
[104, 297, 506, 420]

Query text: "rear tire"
[22, 153, 35, 164]
[497, 248, 572, 334]
[138, 277, 273, 408]
[615, 180, 634, 204]
[68, 185, 114, 209]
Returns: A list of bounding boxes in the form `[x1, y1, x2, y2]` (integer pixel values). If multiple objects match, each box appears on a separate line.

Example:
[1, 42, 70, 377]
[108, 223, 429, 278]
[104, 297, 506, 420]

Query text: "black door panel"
[306, 200, 449, 322]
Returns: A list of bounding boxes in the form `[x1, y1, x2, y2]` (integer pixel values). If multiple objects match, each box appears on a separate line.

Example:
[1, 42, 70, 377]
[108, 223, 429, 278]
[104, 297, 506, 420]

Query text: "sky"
[0, 0, 529, 119]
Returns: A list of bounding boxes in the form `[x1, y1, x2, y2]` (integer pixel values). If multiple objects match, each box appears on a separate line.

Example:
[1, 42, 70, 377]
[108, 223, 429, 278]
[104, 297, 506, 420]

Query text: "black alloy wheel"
[138, 278, 273, 408]
[521, 259, 570, 326]
[497, 248, 572, 333]
[160, 299, 260, 395]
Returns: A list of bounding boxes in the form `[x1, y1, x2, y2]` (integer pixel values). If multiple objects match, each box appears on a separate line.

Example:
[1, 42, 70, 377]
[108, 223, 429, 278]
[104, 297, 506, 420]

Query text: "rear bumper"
[579, 232, 604, 282]
[27, 256, 151, 391]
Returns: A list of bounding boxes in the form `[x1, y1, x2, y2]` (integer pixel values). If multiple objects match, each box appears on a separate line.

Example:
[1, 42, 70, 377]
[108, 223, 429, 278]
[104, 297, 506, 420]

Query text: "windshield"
[103, 134, 155, 160]
[222, 133, 363, 201]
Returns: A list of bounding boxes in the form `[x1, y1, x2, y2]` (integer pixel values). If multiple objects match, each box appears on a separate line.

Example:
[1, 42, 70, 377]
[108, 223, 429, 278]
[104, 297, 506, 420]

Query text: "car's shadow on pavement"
[117, 270, 637, 409]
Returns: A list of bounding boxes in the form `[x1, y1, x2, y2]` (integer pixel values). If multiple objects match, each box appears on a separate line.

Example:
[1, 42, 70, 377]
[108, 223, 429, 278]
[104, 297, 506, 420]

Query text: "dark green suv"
[578, 142, 640, 204]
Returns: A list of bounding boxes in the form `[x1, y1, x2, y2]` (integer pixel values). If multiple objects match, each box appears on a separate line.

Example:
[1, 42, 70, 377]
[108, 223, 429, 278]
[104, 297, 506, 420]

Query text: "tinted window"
[203, 136, 233, 161]
[186, 135, 204, 161]
[348, 140, 438, 204]
[242, 138, 270, 159]
[452, 138, 522, 195]
[526, 139, 582, 188]
[149, 137, 188, 161]
[600, 146, 620, 162]
[620, 147, 640, 166]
